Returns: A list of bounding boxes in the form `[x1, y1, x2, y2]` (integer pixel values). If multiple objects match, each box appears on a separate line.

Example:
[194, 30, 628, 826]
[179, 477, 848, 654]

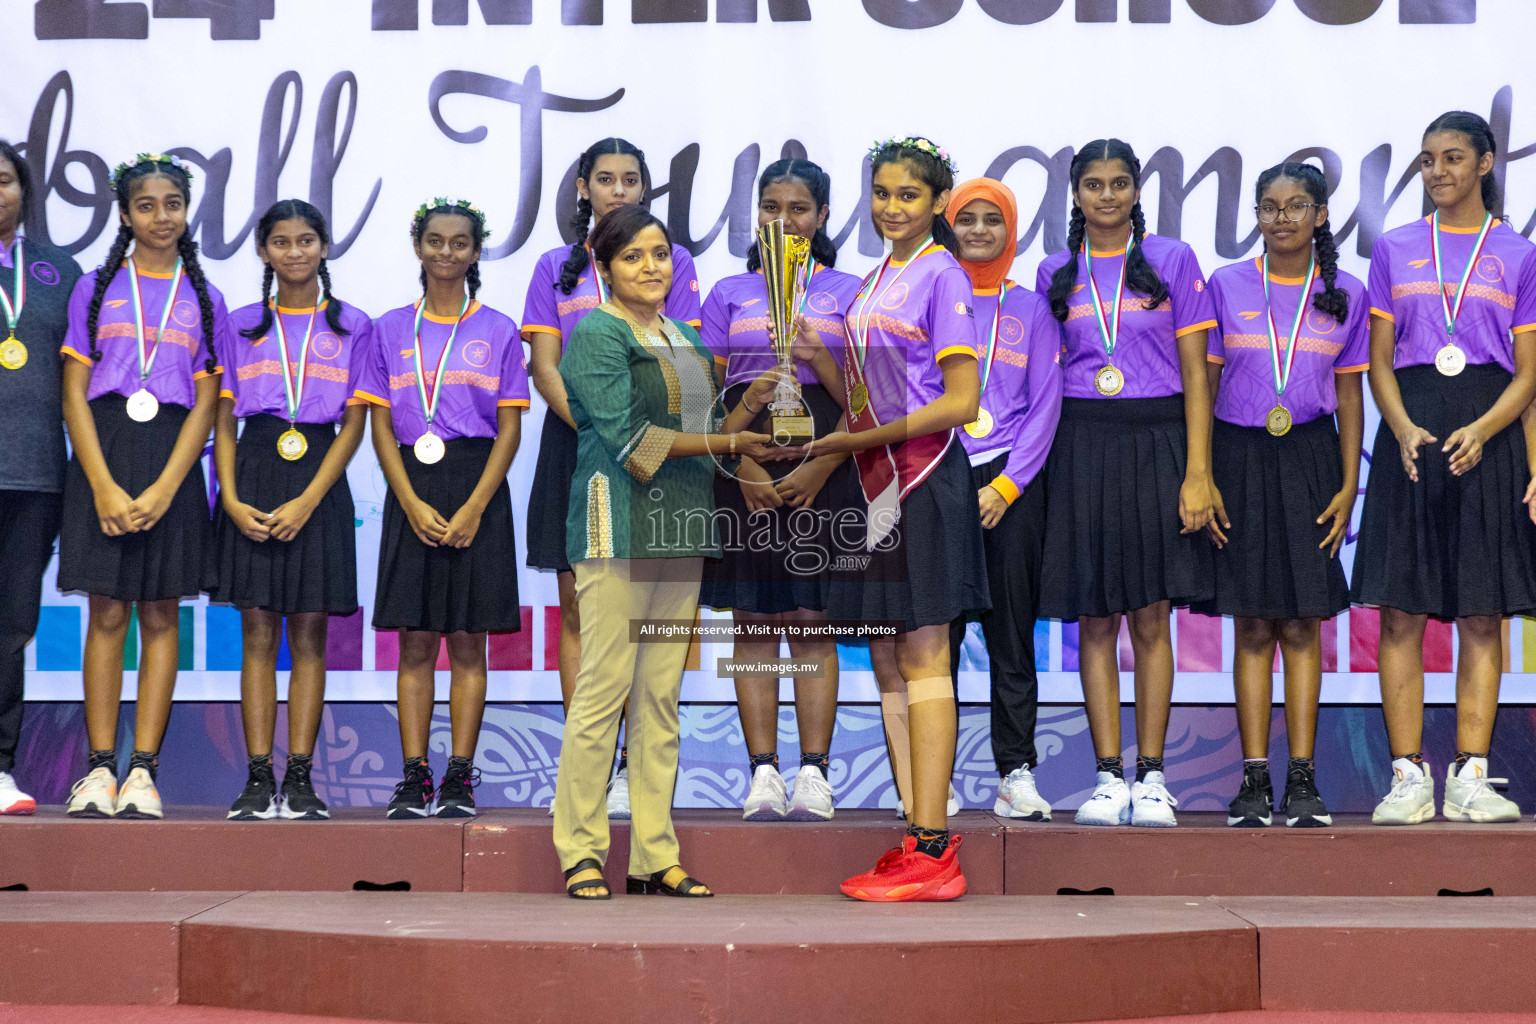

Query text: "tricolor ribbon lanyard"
[1429, 210, 1494, 377]
[411, 294, 470, 463]
[272, 299, 322, 460]
[1260, 253, 1317, 437]
[125, 257, 185, 422]
[588, 244, 609, 305]
[0, 239, 24, 370]
[848, 237, 932, 417]
[964, 282, 1008, 439]
[1085, 234, 1132, 396]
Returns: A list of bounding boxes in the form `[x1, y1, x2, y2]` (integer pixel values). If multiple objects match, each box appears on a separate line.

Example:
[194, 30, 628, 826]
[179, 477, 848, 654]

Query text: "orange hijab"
[945, 178, 1018, 291]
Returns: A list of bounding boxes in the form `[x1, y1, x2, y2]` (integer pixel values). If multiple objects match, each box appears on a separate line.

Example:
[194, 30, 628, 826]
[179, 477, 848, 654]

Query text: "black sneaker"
[387, 763, 435, 819]
[1281, 763, 1333, 827]
[279, 760, 330, 820]
[228, 765, 278, 820]
[435, 763, 481, 818]
[1225, 762, 1274, 827]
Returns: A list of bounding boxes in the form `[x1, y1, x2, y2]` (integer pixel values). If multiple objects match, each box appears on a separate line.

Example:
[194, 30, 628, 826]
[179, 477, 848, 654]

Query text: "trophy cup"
[757, 219, 816, 446]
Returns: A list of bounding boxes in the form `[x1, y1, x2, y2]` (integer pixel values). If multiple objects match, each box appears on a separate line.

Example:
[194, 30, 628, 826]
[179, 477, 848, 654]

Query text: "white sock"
[1456, 756, 1489, 780]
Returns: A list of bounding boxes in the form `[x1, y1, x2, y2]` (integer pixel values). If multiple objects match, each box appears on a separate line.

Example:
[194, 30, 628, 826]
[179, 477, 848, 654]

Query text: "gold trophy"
[758, 219, 815, 446]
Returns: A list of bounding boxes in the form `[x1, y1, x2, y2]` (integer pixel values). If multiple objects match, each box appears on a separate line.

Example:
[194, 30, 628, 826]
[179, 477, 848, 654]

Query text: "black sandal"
[627, 866, 713, 897]
[564, 858, 611, 900]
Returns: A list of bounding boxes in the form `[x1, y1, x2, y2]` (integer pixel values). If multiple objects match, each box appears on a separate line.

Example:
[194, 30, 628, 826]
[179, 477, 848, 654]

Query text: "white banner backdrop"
[8, 0, 1536, 703]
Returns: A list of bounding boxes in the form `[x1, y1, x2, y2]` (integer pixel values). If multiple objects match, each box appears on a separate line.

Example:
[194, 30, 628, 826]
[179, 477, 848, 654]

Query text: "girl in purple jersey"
[1199, 163, 1368, 829]
[58, 155, 227, 820]
[1037, 139, 1219, 829]
[521, 138, 702, 818]
[698, 158, 860, 823]
[213, 201, 371, 822]
[1353, 111, 1536, 826]
[358, 200, 529, 820]
[786, 136, 986, 901]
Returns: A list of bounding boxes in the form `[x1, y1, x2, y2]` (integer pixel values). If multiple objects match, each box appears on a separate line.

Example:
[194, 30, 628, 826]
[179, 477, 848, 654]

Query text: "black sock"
[1397, 751, 1424, 765]
[286, 752, 312, 772]
[247, 753, 274, 777]
[1243, 758, 1269, 774]
[1287, 756, 1315, 774]
[446, 754, 473, 779]
[749, 751, 779, 774]
[800, 752, 830, 778]
[908, 825, 950, 859]
[127, 749, 159, 782]
[1095, 755, 1123, 776]
[1135, 755, 1163, 782]
[87, 749, 116, 774]
[616, 747, 628, 774]
[403, 755, 429, 779]
[1453, 750, 1486, 767]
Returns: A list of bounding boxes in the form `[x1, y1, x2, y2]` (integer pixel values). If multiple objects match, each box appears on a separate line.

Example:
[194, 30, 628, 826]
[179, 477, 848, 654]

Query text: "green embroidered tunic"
[560, 306, 730, 562]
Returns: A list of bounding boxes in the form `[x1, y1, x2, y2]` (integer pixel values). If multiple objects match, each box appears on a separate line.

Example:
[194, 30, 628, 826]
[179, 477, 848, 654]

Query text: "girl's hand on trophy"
[788, 314, 825, 363]
[742, 369, 785, 415]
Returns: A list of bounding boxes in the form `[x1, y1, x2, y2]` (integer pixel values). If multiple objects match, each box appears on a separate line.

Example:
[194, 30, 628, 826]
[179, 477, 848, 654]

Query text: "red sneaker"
[840, 834, 966, 902]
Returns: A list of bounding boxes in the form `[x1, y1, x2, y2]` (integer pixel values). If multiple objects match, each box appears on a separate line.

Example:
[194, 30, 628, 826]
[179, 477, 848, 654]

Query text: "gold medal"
[1435, 343, 1466, 377]
[964, 407, 994, 439]
[277, 426, 308, 461]
[0, 334, 25, 370]
[1094, 364, 1124, 396]
[849, 382, 869, 416]
[1265, 405, 1293, 437]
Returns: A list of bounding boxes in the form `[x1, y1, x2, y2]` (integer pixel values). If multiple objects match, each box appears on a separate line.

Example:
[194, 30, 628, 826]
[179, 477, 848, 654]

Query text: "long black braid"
[242, 199, 352, 341]
[84, 223, 133, 362]
[746, 159, 839, 271]
[176, 231, 219, 377]
[1254, 162, 1349, 324]
[411, 201, 488, 301]
[558, 138, 649, 295]
[1048, 139, 1169, 323]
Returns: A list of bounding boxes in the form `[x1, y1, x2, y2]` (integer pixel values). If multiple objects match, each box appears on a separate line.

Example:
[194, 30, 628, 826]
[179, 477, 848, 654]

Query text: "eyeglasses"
[1255, 202, 1320, 224]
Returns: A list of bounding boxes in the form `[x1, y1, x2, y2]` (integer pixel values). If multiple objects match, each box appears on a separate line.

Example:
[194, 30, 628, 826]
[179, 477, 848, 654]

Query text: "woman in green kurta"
[553, 205, 780, 900]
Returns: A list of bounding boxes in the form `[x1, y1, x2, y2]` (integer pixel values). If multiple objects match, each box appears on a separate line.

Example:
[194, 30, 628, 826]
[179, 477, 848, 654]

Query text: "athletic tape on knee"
[906, 676, 954, 705]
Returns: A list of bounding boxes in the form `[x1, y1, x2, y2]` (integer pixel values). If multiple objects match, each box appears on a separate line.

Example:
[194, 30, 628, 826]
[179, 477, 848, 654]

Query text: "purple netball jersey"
[520, 242, 702, 347]
[1035, 233, 1216, 400]
[356, 300, 530, 444]
[61, 264, 227, 406]
[221, 301, 373, 423]
[1208, 258, 1369, 428]
[700, 265, 861, 388]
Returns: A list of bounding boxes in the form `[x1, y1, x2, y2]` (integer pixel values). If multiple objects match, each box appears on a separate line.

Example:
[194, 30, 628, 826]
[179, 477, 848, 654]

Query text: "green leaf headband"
[868, 136, 957, 175]
[110, 153, 193, 188]
[411, 197, 493, 240]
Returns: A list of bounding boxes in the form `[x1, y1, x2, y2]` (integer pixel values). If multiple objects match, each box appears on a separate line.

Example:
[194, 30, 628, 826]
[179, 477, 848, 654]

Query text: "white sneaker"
[743, 764, 788, 820]
[1130, 770, 1178, 827]
[895, 783, 962, 819]
[993, 766, 1052, 821]
[114, 766, 163, 819]
[66, 767, 117, 818]
[606, 766, 631, 820]
[1443, 760, 1521, 822]
[1074, 771, 1131, 826]
[1372, 759, 1435, 825]
[786, 765, 834, 821]
[0, 771, 35, 815]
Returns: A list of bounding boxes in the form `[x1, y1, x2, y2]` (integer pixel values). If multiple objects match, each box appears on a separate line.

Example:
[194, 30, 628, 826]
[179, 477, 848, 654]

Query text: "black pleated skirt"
[374, 437, 521, 634]
[58, 395, 213, 602]
[1192, 415, 1350, 621]
[209, 415, 358, 615]
[1038, 396, 1214, 620]
[524, 412, 577, 574]
[825, 439, 989, 633]
[1350, 363, 1536, 621]
[700, 382, 859, 614]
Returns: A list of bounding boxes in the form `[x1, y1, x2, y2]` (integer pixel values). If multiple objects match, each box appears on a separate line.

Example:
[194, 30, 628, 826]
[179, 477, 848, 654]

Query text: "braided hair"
[85, 156, 218, 375]
[410, 200, 489, 300]
[1048, 139, 1168, 323]
[1423, 110, 1503, 219]
[1254, 162, 1348, 324]
[746, 159, 838, 271]
[241, 199, 352, 341]
[558, 138, 650, 295]
[868, 136, 960, 257]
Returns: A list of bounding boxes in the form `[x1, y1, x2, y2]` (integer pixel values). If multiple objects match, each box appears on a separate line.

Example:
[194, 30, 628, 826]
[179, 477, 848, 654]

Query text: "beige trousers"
[553, 556, 702, 876]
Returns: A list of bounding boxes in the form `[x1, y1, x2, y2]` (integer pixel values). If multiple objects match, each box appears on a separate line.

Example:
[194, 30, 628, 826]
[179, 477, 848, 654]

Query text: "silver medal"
[126, 388, 160, 422]
[413, 431, 445, 465]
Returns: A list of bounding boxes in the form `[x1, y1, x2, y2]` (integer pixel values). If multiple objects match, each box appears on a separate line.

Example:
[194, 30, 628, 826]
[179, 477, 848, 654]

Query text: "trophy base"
[770, 414, 815, 447]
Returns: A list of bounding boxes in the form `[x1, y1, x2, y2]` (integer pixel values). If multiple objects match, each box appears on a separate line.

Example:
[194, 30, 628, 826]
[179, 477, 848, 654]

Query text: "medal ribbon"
[587, 244, 609, 305]
[1430, 210, 1495, 337]
[848, 236, 935, 375]
[127, 256, 186, 384]
[1083, 232, 1133, 360]
[272, 298, 322, 424]
[1261, 254, 1317, 400]
[976, 281, 1010, 397]
[0, 239, 23, 334]
[412, 294, 470, 431]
